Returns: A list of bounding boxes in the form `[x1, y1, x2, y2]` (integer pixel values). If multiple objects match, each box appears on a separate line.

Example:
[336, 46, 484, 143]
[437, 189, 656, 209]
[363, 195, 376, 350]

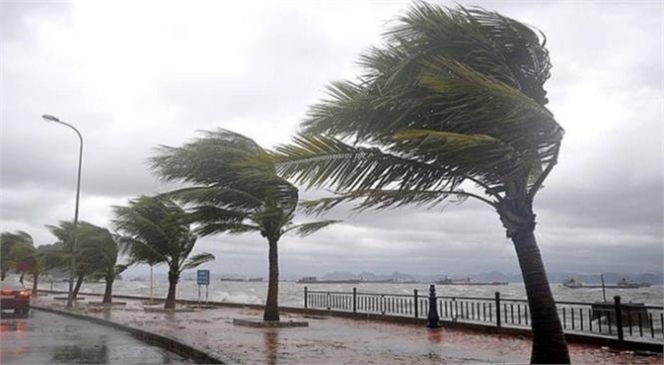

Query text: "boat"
[296, 276, 361, 284]
[615, 277, 641, 288]
[562, 277, 650, 289]
[220, 276, 264, 282]
[562, 278, 583, 288]
[435, 276, 508, 286]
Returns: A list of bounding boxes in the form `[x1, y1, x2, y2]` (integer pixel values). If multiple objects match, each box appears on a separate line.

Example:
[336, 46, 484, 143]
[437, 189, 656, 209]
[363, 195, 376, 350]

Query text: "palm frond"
[195, 222, 261, 237]
[181, 252, 215, 271]
[272, 134, 462, 192]
[290, 2, 561, 202]
[283, 220, 341, 237]
[300, 188, 489, 216]
[392, 129, 524, 181]
[163, 186, 263, 213]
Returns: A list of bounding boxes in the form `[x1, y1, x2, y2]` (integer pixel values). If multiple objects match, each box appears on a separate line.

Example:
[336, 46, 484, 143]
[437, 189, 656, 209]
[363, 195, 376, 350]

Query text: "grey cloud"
[1, 1, 662, 278]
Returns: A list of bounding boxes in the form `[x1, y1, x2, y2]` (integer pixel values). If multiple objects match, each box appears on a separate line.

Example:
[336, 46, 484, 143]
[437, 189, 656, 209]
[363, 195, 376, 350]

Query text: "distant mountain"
[311, 271, 663, 284]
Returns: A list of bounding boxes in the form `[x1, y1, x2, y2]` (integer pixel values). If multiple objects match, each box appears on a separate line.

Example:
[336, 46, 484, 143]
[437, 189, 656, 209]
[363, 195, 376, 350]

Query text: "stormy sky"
[1, 1, 662, 279]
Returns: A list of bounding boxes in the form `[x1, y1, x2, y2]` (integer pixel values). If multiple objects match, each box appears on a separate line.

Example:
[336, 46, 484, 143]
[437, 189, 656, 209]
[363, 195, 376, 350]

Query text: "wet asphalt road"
[0, 309, 194, 364]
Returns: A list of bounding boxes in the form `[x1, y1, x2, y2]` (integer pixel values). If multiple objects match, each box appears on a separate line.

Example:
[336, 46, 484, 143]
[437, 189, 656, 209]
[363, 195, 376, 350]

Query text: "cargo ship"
[296, 276, 361, 284]
[220, 276, 264, 282]
[435, 276, 508, 286]
[562, 277, 651, 289]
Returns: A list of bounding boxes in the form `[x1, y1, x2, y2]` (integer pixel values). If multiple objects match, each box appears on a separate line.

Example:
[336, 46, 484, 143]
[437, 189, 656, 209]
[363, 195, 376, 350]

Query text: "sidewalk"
[32, 294, 662, 364]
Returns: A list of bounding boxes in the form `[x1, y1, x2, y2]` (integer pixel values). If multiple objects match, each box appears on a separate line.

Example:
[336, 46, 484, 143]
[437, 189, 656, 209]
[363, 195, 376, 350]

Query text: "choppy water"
[43, 280, 664, 307]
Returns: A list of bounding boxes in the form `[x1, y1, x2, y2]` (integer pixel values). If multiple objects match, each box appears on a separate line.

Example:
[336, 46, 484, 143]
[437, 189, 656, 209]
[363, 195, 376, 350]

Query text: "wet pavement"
[32, 294, 664, 364]
[0, 309, 194, 364]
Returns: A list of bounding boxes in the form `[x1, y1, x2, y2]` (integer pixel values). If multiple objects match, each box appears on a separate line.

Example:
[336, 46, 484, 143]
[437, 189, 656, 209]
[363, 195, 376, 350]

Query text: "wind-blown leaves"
[182, 253, 215, 271]
[112, 196, 214, 276]
[276, 2, 562, 212]
[299, 189, 474, 216]
[1, 231, 34, 279]
[283, 220, 342, 237]
[273, 134, 462, 192]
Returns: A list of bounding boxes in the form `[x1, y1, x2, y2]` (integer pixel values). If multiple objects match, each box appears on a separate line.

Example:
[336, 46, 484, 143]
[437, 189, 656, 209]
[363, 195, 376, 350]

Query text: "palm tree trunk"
[165, 269, 178, 309]
[19, 272, 24, 284]
[263, 237, 280, 321]
[103, 277, 113, 304]
[1, 269, 6, 281]
[499, 197, 570, 364]
[512, 229, 569, 364]
[72, 274, 84, 299]
[149, 265, 154, 303]
[32, 273, 38, 293]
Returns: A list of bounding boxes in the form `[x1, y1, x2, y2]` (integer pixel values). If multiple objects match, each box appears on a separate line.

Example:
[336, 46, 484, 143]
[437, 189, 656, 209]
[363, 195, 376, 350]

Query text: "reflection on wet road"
[0, 310, 194, 364]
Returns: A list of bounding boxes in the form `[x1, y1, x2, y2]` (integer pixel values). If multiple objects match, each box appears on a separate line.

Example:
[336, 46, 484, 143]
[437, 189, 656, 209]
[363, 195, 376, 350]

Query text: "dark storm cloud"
[1, 1, 662, 277]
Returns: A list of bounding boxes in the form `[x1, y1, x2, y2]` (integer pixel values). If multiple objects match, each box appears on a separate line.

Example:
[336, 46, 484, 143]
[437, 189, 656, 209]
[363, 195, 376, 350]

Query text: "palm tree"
[32, 244, 61, 293]
[83, 231, 128, 304]
[151, 129, 338, 321]
[46, 221, 111, 299]
[1, 231, 34, 281]
[272, 3, 568, 363]
[112, 196, 215, 309]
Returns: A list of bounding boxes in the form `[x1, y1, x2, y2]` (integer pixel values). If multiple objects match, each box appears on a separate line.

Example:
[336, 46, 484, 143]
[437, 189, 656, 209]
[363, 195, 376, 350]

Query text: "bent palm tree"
[1, 231, 34, 281]
[33, 244, 61, 293]
[84, 231, 128, 304]
[151, 129, 338, 321]
[273, 3, 568, 363]
[47, 221, 115, 299]
[113, 196, 214, 309]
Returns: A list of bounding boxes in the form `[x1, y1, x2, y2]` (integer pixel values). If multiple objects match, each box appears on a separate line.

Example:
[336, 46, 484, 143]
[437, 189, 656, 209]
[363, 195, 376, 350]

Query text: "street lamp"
[42, 114, 83, 309]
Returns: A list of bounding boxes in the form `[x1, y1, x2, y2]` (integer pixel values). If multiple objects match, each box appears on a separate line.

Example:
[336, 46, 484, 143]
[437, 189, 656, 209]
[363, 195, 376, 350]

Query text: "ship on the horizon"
[562, 277, 651, 289]
[220, 276, 264, 282]
[435, 276, 508, 286]
[296, 276, 361, 284]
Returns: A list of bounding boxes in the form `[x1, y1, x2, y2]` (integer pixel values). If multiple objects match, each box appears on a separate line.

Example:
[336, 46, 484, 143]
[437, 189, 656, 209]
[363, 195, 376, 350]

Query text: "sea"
[43, 279, 664, 308]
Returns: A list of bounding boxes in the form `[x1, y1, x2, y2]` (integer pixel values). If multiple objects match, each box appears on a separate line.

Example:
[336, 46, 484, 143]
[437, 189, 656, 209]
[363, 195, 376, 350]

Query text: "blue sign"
[197, 269, 210, 285]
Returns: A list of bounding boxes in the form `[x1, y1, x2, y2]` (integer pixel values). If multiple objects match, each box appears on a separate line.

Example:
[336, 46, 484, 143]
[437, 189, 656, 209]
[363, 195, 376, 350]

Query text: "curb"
[31, 305, 225, 364]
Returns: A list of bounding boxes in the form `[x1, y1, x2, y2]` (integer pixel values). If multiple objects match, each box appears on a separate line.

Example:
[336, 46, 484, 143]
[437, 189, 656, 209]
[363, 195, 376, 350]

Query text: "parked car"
[1, 280, 31, 315]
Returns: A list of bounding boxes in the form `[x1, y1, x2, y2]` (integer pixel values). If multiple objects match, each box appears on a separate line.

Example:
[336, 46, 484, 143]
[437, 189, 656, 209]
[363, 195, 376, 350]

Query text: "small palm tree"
[272, 3, 568, 363]
[32, 244, 61, 293]
[113, 196, 215, 309]
[151, 129, 338, 321]
[46, 221, 112, 299]
[83, 231, 128, 304]
[1, 231, 34, 281]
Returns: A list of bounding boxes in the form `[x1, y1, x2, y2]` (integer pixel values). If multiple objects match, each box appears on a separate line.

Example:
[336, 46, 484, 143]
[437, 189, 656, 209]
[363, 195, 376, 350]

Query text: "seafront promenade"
[31, 292, 662, 364]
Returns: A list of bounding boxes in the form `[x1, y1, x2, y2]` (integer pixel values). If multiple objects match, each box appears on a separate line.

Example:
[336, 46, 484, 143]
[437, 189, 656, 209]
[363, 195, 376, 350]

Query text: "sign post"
[197, 269, 210, 304]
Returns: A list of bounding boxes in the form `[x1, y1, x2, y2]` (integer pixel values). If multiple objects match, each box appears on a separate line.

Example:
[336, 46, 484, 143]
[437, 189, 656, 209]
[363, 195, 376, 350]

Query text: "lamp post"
[42, 114, 83, 309]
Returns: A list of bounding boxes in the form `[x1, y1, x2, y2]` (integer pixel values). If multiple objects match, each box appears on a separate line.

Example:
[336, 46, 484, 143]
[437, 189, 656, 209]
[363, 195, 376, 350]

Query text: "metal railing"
[304, 286, 664, 344]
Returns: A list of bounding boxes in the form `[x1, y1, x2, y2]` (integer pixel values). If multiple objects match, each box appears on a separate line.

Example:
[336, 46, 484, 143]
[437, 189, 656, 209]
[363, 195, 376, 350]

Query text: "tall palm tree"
[112, 196, 215, 309]
[0, 231, 34, 281]
[151, 129, 338, 321]
[272, 3, 568, 363]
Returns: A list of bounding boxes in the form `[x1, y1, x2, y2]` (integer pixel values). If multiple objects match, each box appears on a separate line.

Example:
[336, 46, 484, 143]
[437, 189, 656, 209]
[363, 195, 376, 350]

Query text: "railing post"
[614, 295, 624, 343]
[414, 289, 419, 319]
[352, 287, 357, 313]
[304, 286, 308, 309]
[427, 284, 441, 328]
[495, 291, 501, 328]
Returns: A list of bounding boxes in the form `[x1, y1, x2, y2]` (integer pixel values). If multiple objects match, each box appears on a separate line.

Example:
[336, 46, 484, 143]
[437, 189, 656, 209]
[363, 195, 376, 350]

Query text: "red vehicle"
[1, 280, 31, 315]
